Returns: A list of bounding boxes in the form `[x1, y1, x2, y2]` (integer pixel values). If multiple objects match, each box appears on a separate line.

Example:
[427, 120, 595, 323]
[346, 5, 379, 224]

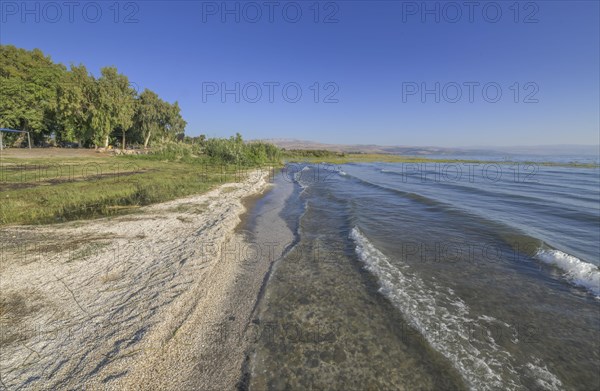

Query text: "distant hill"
[479, 145, 600, 157]
[258, 139, 599, 157]
[259, 139, 492, 156]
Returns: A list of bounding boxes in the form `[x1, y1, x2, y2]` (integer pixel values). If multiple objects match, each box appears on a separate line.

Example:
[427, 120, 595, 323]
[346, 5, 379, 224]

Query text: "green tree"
[90, 67, 135, 148]
[159, 101, 187, 144]
[0, 45, 189, 149]
[133, 91, 186, 148]
[56, 64, 95, 146]
[0, 45, 65, 144]
[133, 89, 161, 149]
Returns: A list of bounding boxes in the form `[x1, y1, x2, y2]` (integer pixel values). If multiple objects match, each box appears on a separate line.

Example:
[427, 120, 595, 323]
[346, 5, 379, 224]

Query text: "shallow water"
[245, 162, 600, 390]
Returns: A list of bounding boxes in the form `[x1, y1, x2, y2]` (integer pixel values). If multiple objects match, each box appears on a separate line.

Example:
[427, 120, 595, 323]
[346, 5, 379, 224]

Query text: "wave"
[342, 169, 600, 298]
[349, 226, 563, 391]
[287, 164, 309, 190]
[380, 167, 600, 208]
[534, 248, 600, 298]
[501, 229, 600, 298]
[339, 169, 447, 208]
[525, 359, 564, 391]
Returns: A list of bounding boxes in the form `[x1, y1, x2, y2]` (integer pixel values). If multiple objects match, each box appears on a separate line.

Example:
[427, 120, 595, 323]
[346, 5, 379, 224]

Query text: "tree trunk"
[122, 130, 126, 151]
[144, 133, 151, 149]
[104, 135, 109, 148]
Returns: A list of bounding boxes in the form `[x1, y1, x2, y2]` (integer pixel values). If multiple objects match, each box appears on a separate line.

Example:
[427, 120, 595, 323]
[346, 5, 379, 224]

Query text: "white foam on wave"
[349, 227, 563, 391]
[291, 166, 309, 190]
[525, 360, 563, 391]
[534, 249, 600, 297]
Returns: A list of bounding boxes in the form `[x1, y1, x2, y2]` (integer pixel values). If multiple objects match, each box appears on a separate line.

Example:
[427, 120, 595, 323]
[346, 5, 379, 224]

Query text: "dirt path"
[0, 170, 274, 390]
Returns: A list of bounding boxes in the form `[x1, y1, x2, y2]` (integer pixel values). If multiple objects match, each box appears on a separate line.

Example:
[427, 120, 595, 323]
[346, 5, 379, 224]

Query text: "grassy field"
[0, 149, 275, 226]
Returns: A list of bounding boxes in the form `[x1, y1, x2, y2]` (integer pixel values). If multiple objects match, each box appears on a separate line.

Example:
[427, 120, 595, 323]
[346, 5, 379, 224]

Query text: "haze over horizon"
[260, 138, 600, 157]
[2, 1, 599, 147]
[261, 137, 600, 149]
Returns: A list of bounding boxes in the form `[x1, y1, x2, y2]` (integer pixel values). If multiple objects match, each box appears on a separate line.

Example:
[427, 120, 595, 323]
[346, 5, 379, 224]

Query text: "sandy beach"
[2, 3, 599, 388]
[0, 169, 284, 390]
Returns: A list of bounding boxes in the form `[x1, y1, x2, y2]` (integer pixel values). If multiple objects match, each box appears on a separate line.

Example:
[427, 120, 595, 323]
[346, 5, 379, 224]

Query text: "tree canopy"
[0, 45, 186, 149]
[0, 45, 280, 165]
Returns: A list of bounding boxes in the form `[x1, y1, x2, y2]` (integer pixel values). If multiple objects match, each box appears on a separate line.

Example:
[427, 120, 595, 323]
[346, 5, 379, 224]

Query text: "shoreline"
[0, 169, 278, 390]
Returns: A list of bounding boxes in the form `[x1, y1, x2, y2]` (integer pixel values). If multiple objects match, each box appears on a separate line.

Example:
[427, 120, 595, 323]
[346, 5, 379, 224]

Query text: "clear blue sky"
[1, 0, 599, 147]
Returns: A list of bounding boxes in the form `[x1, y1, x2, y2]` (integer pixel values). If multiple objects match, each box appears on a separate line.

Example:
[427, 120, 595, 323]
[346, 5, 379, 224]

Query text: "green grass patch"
[0, 155, 265, 226]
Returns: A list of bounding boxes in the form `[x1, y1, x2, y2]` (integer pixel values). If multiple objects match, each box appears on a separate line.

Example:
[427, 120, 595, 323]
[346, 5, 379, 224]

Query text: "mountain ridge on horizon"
[257, 139, 600, 157]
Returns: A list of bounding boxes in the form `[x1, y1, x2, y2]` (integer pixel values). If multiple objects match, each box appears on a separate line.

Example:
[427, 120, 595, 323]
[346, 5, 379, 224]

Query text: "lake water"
[244, 161, 600, 390]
